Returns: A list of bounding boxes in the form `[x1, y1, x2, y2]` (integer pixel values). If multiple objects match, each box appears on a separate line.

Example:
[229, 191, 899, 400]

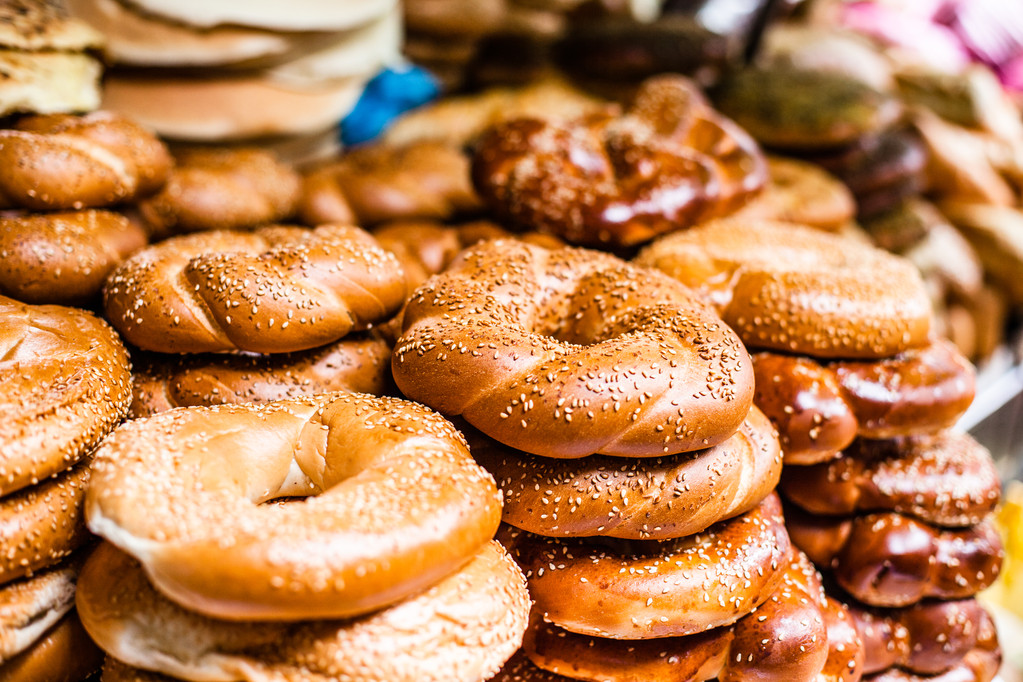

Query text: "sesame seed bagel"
[753, 339, 976, 464]
[471, 405, 782, 540]
[850, 598, 994, 676]
[138, 147, 301, 240]
[0, 609, 103, 682]
[864, 635, 1000, 682]
[0, 556, 81, 662]
[781, 431, 1000, 528]
[786, 507, 1002, 607]
[0, 464, 90, 587]
[0, 295, 131, 496]
[129, 332, 392, 418]
[500, 493, 790, 639]
[86, 392, 502, 621]
[520, 551, 831, 682]
[394, 240, 754, 459]
[0, 209, 146, 305]
[103, 224, 406, 355]
[78, 540, 530, 682]
[634, 219, 933, 359]
[0, 111, 170, 210]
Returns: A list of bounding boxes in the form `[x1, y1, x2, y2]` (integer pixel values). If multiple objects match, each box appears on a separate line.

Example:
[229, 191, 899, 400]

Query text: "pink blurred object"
[840, 2, 970, 72]
[1002, 54, 1023, 93]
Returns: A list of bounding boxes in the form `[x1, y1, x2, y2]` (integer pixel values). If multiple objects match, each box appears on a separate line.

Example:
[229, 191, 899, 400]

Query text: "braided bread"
[86, 392, 502, 621]
[104, 224, 406, 354]
[471, 405, 781, 539]
[781, 431, 1000, 527]
[394, 240, 754, 458]
[787, 507, 1002, 607]
[0, 111, 170, 210]
[472, 76, 766, 248]
[501, 494, 791, 639]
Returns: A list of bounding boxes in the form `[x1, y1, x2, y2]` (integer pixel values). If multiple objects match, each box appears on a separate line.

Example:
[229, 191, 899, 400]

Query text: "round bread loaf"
[0, 295, 131, 496]
[0, 111, 171, 210]
[129, 333, 392, 418]
[298, 141, 482, 227]
[786, 507, 1002, 607]
[472, 405, 782, 539]
[501, 494, 791, 639]
[781, 431, 1000, 527]
[635, 219, 933, 359]
[103, 225, 406, 354]
[138, 147, 301, 239]
[86, 392, 502, 621]
[78, 541, 529, 682]
[0, 210, 146, 305]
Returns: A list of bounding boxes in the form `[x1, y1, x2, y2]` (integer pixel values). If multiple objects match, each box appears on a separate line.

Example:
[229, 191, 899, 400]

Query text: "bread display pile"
[0, 0, 1018, 680]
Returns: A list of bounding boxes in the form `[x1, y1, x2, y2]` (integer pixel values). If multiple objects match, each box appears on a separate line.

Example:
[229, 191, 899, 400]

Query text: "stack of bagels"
[67, 0, 402, 157]
[0, 4, 1010, 679]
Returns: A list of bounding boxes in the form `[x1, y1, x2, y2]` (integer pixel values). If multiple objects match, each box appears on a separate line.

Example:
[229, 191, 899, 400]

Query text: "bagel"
[298, 141, 482, 227]
[864, 636, 1000, 682]
[103, 225, 406, 355]
[0, 209, 146, 305]
[634, 218, 933, 358]
[86, 392, 502, 621]
[500, 493, 790, 639]
[394, 240, 754, 458]
[0, 609, 103, 682]
[129, 333, 392, 418]
[78, 540, 530, 682]
[0, 111, 171, 210]
[138, 147, 301, 239]
[0, 556, 81, 662]
[471, 405, 782, 539]
[472, 76, 766, 248]
[121, 0, 397, 31]
[0, 296, 131, 496]
[849, 599, 994, 676]
[781, 431, 1000, 528]
[786, 507, 1002, 607]
[753, 339, 976, 463]
[520, 551, 831, 682]
[0, 463, 90, 588]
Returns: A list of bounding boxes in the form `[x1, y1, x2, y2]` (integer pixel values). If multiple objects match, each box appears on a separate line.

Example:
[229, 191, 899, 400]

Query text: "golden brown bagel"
[138, 147, 301, 239]
[634, 219, 933, 359]
[850, 598, 994, 676]
[520, 551, 830, 682]
[864, 631, 1000, 682]
[501, 493, 790, 639]
[103, 225, 406, 354]
[86, 392, 502, 621]
[0, 464, 90, 587]
[394, 240, 754, 458]
[781, 431, 1000, 528]
[0, 111, 170, 210]
[0, 556, 81, 662]
[129, 332, 392, 418]
[0, 296, 131, 496]
[0, 210, 146, 305]
[735, 155, 857, 231]
[786, 507, 1002, 607]
[298, 141, 482, 227]
[78, 541, 530, 682]
[753, 339, 976, 464]
[0, 609, 103, 682]
[471, 405, 781, 539]
[472, 76, 766, 248]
